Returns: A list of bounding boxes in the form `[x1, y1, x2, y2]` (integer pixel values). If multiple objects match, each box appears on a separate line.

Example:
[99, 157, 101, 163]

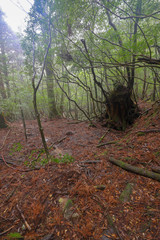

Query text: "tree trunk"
[33, 91, 49, 157]
[142, 67, 147, 99]
[105, 85, 139, 130]
[45, 57, 59, 119]
[128, 0, 142, 91]
[0, 41, 10, 98]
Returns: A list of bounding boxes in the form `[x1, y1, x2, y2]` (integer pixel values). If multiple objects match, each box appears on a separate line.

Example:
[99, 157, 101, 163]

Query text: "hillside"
[0, 101, 160, 240]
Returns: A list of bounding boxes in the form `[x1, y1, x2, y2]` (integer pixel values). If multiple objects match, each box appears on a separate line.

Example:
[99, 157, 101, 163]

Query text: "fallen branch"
[151, 166, 160, 174]
[20, 167, 41, 172]
[79, 160, 102, 167]
[109, 158, 160, 182]
[136, 129, 160, 134]
[141, 108, 152, 115]
[0, 153, 16, 169]
[97, 140, 118, 148]
[16, 204, 31, 231]
[81, 160, 102, 164]
[49, 136, 67, 149]
[0, 157, 18, 166]
[98, 130, 109, 144]
[5, 188, 17, 202]
[0, 225, 15, 236]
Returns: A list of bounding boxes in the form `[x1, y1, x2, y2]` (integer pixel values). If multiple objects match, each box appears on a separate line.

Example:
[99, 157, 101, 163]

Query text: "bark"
[109, 158, 160, 182]
[33, 90, 49, 157]
[105, 85, 139, 130]
[129, 0, 142, 91]
[142, 67, 147, 99]
[152, 77, 156, 101]
[0, 41, 10, 98]
[137, 57, 160, 65]
[151, 166, 160, 174]
[31, 26, 51, 158]
[45, 57, 59, 119]
[19, 102, 27, 142]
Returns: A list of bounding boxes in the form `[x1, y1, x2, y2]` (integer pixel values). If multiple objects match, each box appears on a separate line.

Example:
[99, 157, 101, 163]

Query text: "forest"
[0, 0, 160, 239]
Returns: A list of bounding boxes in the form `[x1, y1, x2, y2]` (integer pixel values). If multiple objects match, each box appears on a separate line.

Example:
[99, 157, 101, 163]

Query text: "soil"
[0, 101, 160, 240]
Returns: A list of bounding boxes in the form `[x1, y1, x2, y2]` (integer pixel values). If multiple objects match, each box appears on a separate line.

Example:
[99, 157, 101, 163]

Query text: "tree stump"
[105, 85, 139, 130]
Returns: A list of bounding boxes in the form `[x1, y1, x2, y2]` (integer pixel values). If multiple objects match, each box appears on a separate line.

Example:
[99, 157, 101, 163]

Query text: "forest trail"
[0, 101, 160, 240]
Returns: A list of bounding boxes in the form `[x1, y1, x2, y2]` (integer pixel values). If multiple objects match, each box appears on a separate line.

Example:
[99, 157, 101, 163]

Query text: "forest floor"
[0, 100, 160, 240]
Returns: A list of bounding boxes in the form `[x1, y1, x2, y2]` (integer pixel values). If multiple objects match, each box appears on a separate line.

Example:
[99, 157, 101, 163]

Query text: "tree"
[21, 0, 160, 128]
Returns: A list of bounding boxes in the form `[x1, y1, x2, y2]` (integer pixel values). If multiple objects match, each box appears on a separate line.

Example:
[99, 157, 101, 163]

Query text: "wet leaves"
[0, 102, 160, 239]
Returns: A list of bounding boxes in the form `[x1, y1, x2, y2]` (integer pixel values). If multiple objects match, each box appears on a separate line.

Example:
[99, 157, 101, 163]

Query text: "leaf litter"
[0, 101, 160, 239]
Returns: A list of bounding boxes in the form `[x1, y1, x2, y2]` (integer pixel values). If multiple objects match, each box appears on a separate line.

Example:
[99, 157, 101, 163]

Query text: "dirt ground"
[0, 101, 160, 239]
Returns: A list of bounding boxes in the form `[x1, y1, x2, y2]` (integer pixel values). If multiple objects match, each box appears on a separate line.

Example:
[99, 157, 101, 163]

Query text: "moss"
[137, 132, 146, 136]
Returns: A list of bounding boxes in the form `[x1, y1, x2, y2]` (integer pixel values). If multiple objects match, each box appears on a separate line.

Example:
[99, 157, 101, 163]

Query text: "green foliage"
[24, 153, 75, 168]
[137, 132, 146, 136]
[1, 0, 160, 122]
[154, 151, 160, 158]
[7, 232, 24, 239]
[9, 142, 23, 155]
[50, 153, 75, 164]
[40, 153, 75, 166]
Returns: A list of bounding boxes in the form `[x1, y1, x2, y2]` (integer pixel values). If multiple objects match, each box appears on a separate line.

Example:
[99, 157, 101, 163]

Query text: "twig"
[98, 130, 109, 144]
[0, 158, 18, 166]
[0, 129, 11, 150]
[0, 225, 15, 236]
[49, 136, 67, 149]
[20, 167, 41, 172]
[81, 160, 102, 164]
[0, 153, 15, 169]
[5, 188, 17, 202]
[97, 140, 118, 147]
[16, 204, 31, 231]
[141, 108, 152, 115]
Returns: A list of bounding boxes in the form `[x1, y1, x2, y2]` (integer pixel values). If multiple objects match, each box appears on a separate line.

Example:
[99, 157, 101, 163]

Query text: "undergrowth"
[24, 153, 75, 168]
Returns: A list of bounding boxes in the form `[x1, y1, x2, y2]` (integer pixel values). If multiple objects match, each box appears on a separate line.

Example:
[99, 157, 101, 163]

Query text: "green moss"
[137, 132, 145, 136]
[154, 151, 160, 157]
[101, 150, 108, 155]
[124, 157, 136, 162]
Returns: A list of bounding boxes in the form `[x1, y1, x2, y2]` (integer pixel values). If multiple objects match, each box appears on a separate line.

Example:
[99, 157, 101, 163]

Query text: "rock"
[119, 183, 134, 202]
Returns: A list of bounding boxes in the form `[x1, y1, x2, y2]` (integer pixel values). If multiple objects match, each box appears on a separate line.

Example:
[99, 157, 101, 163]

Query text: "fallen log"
[136, 129, 160, 134]
[151, 166, 160, 174]
[109, 158, 160, 182]
[97, 140, 118, 148]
